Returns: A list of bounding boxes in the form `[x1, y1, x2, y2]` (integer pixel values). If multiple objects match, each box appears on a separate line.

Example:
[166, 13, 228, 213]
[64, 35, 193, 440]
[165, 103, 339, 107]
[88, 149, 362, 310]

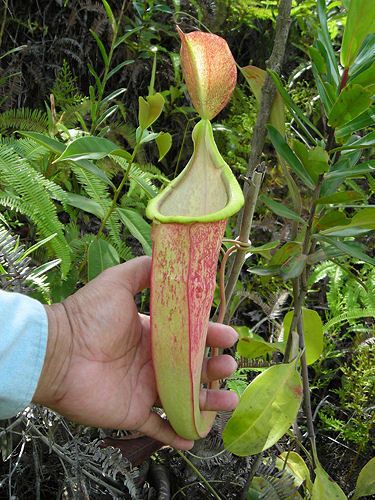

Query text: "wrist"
[33, 303, 73, 408]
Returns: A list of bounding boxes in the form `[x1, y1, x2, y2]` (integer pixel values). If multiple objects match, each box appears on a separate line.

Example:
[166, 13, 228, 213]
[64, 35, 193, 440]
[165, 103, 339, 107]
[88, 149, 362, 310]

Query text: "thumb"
[114, 256, 152, 295]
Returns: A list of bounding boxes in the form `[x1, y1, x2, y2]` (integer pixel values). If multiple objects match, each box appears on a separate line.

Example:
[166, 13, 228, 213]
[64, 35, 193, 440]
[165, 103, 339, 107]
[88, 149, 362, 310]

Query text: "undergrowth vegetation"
[0, 0, 374, 498]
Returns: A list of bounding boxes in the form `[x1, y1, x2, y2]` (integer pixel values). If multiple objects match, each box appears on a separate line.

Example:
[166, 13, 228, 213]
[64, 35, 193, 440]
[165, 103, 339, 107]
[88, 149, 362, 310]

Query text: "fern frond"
[70, 163, 111, 210]
[0, 108, 48, 133]
[324, 309, 375, 332]
[0, 146, 70, 276]
[106, 212, 133, 261]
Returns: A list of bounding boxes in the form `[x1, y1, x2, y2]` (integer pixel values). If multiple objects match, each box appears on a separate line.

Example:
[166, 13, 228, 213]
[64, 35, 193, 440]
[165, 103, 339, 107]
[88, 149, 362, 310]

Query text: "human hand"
[33, 256, 238, 449]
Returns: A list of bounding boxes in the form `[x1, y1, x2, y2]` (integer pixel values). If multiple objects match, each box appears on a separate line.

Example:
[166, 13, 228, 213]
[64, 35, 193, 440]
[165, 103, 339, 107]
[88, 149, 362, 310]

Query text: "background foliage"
[0, 0, 374, 498]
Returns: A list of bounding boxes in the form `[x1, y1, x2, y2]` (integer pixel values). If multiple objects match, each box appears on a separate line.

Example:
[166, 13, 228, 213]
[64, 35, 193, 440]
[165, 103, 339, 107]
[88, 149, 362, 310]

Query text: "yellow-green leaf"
[353, 457, 375, 499]
[242, 65, 285, 135]
[138, 92, 165, 130]
[340, 0, 375, 68]
[276, 452, 313, 491]
[156, 132, 172, 161]
[312, 463, 347, 499]
[88, 238, 120, 281]
[328, 84, 372, 129]
[283, 308, 323, 365]
[223, 361, 302, 456]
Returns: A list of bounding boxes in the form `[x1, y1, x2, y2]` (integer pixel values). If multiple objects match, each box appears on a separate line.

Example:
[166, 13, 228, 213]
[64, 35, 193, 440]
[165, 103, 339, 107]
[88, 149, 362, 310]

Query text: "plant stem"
[176, 450, 223, 500]
[224, 0, 293, 315]
[224, 168, 264, 321]
[96, 148, 137, 239]
[297, 317, 316, 449]
[283, 175, 324, 361]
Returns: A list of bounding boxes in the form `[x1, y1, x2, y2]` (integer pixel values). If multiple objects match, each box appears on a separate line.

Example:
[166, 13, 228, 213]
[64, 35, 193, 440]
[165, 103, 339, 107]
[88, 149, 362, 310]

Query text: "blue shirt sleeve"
[0, 290, 48, 418]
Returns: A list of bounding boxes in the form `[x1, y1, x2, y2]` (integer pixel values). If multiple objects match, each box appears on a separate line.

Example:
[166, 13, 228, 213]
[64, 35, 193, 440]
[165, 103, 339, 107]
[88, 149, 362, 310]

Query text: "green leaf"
[242, 66, 285, 135]
[65, 192, 105, 219]
[107, 60, 134, 81]
[349, 62, 375, 93]
[155, 132, 172, 161]
[87, 238, 120, 281]
[325, 161, 375, 180]
[353, 457, 375, 500]
[276, 452, 313, 491]
[316, 0, 340, 86]
[18, 233, 57, 261]
[318, 236, 375, 266]
[247, 265, 281, 276]
[283, 308, 323, 365]
[55, 136, 129, 163]
[337, 130, 375, 151]
[317, 191, 365, 205]
[246, 240, 280, 260]
[102, 0, 116, 32]
[19, 131, 113, 186]
[90, 30, 109, 68]
[223, 361, 302, 456]
[138, 93, 165, 130]
[267, 126, 315, 189]
[316, 211, 350, 231]
[280, 253, 307, 280]
[100, 88, 127, 106]
[335, 108, 375, 141]
[340, 0, 375, 68]
[312, 463, 346, 499]
[349, 34, 375, 80]
[328, 84, 372, 129]
[259, 194, 304, 223]
[293, 141, 329, 182]
[117, 207, 152, 256]
[269, 70, 323, 139]
[113, 26, 143, 49]
[270, 242, 302, 266]
[236, 328, 282, 359]
[321, 208, 375, 236]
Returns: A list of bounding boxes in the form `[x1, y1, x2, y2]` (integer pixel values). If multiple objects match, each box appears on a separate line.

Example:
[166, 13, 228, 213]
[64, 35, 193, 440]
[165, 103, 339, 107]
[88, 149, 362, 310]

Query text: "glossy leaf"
[280, 254, 307, 280]
[19, 131, 114, 186]
[138, 93, 165, 130]
[293, 141, 329, 182]
[236, 328, 282, 359]
[335, 108, 375, 141]
[325, 161, 375, 180]
[54, 136, 131, 163]
[87, 238, 120, 281]
[318, 236, 375, 266]
[269, 70, 323, 139]
[316, 0, 340, 86]
[276, 452, 313, 491]
[340, 0, 375, 68]
[65, 192, 105, 219]
[283, 308, 323, 365]
[349, 34, 375, 80]
[223, 361, 303, 456]
[321, 208, 375, 236]
[259, 194, 304, 223]
[242, 66, 285, 135]
[270, 242, 302, 266]
[177, 27, 237, 120]
[353, 457, 375, 500]
[317, 191, 364, 205]
[337, 130, 375, 151]
[316, 211, 350, 232]
[267, 126, 315, 189]
[117, 208, 152, 256]
[155, 132, 172, 161]
[312, 463, 346, 499]
[328, 84, 372, 129]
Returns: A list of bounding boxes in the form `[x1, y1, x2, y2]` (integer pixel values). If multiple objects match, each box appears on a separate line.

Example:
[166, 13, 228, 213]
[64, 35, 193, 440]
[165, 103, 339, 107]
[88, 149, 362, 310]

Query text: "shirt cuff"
[0, 290, 48, 418]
